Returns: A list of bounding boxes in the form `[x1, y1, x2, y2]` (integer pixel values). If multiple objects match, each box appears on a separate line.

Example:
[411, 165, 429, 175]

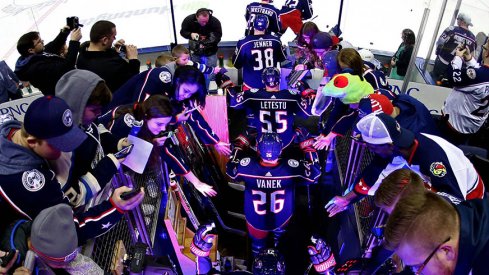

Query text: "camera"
[66, 16, 83, 30]
[120, 44, 127, 53]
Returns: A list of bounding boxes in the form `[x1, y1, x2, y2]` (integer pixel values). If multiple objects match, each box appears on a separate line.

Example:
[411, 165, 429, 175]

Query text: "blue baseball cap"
[24, 96, 87, 152]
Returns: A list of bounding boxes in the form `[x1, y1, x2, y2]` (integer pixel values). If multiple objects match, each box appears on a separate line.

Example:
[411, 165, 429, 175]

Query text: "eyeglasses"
[409, 236, 451, 275]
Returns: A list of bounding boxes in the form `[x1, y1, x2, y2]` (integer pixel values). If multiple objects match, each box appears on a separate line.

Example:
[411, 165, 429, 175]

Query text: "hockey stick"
[169, 173, 200, 231]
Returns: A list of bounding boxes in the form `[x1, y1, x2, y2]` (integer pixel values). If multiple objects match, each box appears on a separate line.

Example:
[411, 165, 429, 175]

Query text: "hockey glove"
[307, 236, 336, 274]
[190, 223, 216, 257]
[295, 127, 316, 153]
[234, 134, 251, 151]
[215, 72, 234, 89]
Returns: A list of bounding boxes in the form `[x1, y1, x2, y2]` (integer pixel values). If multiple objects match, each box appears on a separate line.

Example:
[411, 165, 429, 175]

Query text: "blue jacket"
[0, 120, 123, 237]
[454, 197, 489, 275]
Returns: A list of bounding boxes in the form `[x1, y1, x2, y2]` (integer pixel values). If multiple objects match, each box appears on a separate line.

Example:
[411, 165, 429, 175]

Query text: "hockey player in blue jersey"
[226, 133, 320, 255]
[226, 67, 313, 149]
[233, 15, 286, 90]
[279, 0, 313, 35]
[245, 0, 281, 36]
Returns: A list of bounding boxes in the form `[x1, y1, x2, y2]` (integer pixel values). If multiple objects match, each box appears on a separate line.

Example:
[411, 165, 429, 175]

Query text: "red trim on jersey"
[247, 222, 269, 239]
[407, 139, 419, 164]
[466, 175, 485, 200]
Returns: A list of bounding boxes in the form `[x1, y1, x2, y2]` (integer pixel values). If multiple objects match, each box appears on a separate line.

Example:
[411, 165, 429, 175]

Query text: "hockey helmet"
[257, 133, 283, 161]
[321, 50, 340, 78]
[253, 248, 285, 275]
[311, 32, 333, 50]
[262, 67, 281, 88]
[358, 49, 374, 62]
[254, 14, 269, 32]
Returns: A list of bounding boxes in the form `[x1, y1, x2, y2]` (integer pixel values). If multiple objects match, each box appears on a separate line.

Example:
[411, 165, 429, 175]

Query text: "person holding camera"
[439, 38, 489, 145]
[77, 20, 140, 93]
[180, 8, 222, 87]
[14, 23, 82, 95]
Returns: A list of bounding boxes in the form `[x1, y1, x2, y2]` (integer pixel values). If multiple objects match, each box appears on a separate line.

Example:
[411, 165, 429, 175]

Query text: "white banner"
[0, 94, 42, 122]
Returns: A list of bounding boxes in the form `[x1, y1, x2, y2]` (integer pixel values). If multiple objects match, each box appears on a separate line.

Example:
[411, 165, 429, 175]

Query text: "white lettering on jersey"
[256, 179, 282, 188]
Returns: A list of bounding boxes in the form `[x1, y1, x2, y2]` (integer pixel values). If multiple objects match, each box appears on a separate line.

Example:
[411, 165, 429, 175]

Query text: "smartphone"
[114, 144, 134, 159]
[24, 250, 36, 271]
[0, 249, 16, 268]
[120, 188, 142, 200]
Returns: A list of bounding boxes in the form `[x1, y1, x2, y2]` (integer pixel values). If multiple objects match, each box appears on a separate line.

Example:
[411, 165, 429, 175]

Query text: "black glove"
[215, 72, 234, 89]
[190, 223, 216, 257]
[295, 127, 316, 152]
[234, 134, 250, 151]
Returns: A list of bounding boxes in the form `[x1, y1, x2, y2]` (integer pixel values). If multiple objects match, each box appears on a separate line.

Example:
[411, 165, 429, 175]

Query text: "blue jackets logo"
[430, 162, 447, 177]
[22, 169, 45, 192]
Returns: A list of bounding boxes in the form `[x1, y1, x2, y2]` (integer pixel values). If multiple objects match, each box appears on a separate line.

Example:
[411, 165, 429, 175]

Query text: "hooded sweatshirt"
[54, 70, 121, 207]
[14, 30, 79, 95]
[0, 119, 126, 248]
[0, 119, 67, 228]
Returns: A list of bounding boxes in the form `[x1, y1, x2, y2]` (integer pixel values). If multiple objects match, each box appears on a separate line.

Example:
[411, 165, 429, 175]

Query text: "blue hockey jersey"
[233, 35, 286, 89]
[226, 155, 320, 231]
[229, 88, 313, 147]
[436, 26, 476, 65]
[245, 2, 281, 36]
[281, 0, 313, 20]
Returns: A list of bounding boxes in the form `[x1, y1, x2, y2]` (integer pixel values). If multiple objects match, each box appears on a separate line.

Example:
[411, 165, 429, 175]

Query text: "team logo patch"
[288, 159, 299, 167]
[249, 88, 259, 93]
[240, 158, 251, 166]
[430, 162, 447, 177]
[123, 113, 136, 127]
[22, 169, 45, 192]
[466, 68, 476, 79]
[62, 109, 73, 127]
[159, 71, 172, 83]
[395, 121, 401, 132]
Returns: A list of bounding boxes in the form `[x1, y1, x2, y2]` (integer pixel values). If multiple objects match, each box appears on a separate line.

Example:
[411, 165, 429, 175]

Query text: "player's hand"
[325, 196, 350, 217]
[125, 45, 138, 59]
[313, 133, 337, 150]
[193, 181, 217, 197]
[390, 58, 396, 67]
[111, 186, 145, 211]
[191, 223, 216, 257]
[213, 66, 222, 74]
[0, 250, 18, 274]
[12, 267, 31, 275]
[307, 236, 336, 274]
[214, 141, 231, 156]
[70, 28, 82, 41]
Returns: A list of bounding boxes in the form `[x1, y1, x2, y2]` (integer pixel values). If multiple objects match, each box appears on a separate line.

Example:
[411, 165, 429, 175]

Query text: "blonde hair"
[171, 45, 190, 58]
[155, 53, 175, 67]
[374, 169, 426, 210]
[384, 191, 458, 252]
